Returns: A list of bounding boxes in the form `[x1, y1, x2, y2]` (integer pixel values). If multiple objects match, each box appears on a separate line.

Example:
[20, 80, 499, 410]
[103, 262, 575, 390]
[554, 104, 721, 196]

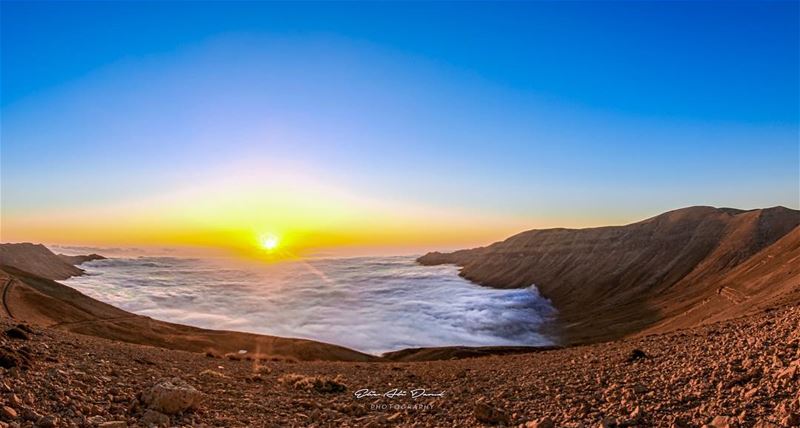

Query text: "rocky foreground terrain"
[1, 303, 799, 427]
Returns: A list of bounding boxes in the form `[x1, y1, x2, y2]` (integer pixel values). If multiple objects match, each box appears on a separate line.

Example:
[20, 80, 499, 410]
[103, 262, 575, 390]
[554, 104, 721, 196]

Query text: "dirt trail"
[718, 286, 749, 305]
[1, 277, 13, 318]
[48, 315, 141, 329]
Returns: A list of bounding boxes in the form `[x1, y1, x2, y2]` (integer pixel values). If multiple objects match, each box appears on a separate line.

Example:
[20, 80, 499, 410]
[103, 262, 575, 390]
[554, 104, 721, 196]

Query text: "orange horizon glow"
[0, 212, 636, 260]
[0, 168, 659, 259]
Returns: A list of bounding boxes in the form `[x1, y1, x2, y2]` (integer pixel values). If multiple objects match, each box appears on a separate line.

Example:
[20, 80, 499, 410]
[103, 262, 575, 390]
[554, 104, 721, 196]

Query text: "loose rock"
[4, 327, 29, 340]
[140, 378, 202, 415]
[525, 416, 555, 428]
[708, 415, 737, 428]
[98, 422, 128, 428]
[35, 415, 57, 428]
[0, 406, 17, 420]
[140, 409, 170, 427]
[474, 402, 509, 425]
[626, 349, 648, 363]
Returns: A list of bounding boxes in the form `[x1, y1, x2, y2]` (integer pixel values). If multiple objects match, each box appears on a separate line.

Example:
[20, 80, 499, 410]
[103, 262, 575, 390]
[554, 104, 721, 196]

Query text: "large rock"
[140, 378, 202, 415]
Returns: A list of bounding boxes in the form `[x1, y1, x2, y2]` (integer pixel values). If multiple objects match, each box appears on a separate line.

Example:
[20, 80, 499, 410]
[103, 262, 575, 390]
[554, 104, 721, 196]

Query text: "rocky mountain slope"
[419, 206, 800, 343]
[0, 244, 86, 280]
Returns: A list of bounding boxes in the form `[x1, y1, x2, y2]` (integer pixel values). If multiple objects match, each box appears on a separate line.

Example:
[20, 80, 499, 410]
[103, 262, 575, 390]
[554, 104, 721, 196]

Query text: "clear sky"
[1, 1, 798, 257]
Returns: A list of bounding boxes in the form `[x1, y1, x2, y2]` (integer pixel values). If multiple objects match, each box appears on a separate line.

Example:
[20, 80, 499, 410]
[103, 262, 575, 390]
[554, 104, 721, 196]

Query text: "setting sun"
[259, 234, 280, 251]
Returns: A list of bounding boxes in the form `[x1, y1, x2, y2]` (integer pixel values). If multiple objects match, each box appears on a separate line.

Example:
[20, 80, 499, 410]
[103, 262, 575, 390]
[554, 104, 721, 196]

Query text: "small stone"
[35, 415, 57, 428]
[599, 416, 618, 427]
[780, 413, 800, 427]
[21, 409, 41, 422]
[0, 349, 20, 369]
[140, 409, 169, 427]
[738, 411, 747, 424]
[777, 365, 798, 380]
[626, 349, 648, 363]
[474, 402, 510, 425]
[671, 416, 690, 428]
[386, 412, 402, 422]
[0, 406, 17, 420]
[525, 416, 555, 428]
[630, 406, 645, 421]
[709, 415, 736, 428]
[99, 422, 128, 428]
[199, 369, 227, 379]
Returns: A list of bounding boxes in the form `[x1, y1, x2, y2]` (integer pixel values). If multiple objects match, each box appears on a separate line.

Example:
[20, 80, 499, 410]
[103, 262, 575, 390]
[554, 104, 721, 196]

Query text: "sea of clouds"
[63, 255, 557, 354]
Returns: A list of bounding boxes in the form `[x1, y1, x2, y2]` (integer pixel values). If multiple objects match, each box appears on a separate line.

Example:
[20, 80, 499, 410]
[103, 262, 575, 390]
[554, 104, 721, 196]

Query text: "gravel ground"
[1, 304, 799, 427]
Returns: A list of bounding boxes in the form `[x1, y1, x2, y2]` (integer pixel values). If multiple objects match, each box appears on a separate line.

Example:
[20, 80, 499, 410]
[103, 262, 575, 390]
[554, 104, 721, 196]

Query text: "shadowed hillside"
[419, 206, 800, 343]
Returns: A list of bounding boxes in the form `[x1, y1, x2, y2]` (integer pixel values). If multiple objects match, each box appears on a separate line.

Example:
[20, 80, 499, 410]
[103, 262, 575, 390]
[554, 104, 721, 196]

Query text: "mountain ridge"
[0, 242, 86, 280]
[418, 205, 800, 343]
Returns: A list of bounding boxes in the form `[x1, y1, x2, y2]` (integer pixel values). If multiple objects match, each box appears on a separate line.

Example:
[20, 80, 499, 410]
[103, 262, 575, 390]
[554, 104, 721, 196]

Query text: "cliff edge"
[419, 206, 800, 343]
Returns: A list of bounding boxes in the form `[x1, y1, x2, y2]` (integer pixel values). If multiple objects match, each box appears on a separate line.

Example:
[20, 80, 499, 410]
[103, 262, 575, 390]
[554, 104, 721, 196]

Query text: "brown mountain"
[0, 243, 86, 280]
[642, 221, 800, 334]
[57, 253, 106, 265]
[419, 206, 800, 344]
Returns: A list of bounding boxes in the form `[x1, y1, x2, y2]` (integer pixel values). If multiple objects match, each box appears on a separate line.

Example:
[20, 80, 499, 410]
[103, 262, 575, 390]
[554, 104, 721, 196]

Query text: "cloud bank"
[65, 255, 557, 354]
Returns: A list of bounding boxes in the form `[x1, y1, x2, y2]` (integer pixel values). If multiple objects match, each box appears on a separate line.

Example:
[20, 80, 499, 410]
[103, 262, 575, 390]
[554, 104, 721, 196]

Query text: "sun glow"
[0, 170, 534, 259]
[259, 234, 280, 251]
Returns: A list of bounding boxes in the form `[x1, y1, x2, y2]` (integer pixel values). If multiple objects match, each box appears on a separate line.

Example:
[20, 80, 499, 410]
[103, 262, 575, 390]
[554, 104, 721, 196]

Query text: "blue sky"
[1, 1, 798, 250]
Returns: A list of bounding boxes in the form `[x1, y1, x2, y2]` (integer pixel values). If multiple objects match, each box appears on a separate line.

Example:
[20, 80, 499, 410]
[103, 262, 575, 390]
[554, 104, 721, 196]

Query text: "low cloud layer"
[65, 256, 558, 354]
